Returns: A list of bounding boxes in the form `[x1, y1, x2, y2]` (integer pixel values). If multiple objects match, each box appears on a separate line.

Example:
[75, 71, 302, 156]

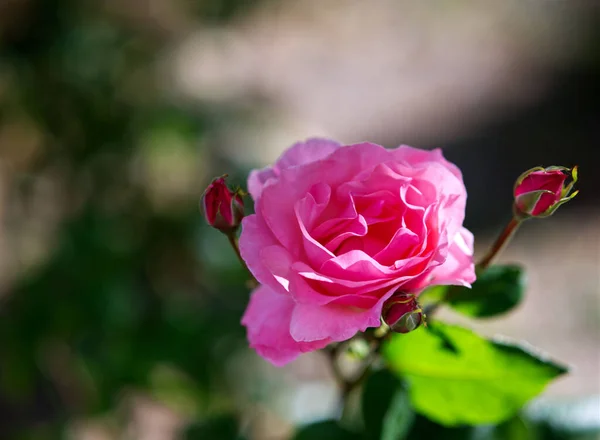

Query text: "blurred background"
[0, 0, 599, 439]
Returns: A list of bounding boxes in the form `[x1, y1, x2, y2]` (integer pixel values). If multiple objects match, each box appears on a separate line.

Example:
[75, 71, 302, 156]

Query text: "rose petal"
[290, 261, 403, 305]
[515, 171, 566, 197]
[295, 193, 336, 268]
[391, 146, 464, 182]
[392, 147, 467, 241]
[372, 226, 420, 265]
[247, 138, 341, 201]
[289, 285, 397, 342]
[239, 215, 290, 295]
[427, 226, 476, 288]
[259, 143, 392, 252]
[242, 285, 330, 366]
[248, 167, 278, 203]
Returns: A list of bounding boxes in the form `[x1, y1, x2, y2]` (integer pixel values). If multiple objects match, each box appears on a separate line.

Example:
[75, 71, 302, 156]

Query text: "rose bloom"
[240, 139, 475, 365]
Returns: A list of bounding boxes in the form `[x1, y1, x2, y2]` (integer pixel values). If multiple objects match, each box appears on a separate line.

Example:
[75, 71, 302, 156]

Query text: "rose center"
[309, 189, 425, 265]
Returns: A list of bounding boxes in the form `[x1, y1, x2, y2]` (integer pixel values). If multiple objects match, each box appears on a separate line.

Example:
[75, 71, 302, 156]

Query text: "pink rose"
[513, 166, 578, 218]
[240, 139, 475, 366]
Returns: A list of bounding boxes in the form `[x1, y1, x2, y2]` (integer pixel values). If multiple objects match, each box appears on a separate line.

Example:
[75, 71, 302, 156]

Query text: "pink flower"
[240, 139, 475, 365]
[202, 176, 244, 233]
[513, 166, 578, 218]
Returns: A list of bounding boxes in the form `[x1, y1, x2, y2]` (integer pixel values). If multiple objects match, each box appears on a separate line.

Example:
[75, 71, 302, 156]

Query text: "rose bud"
[513, 165, 578, 219]
[202, 175, 245, 233]
[382, 293, 424, 334]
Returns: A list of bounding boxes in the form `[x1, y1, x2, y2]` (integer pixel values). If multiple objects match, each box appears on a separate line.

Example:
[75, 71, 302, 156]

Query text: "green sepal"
[514, 190, 553, 215]
[538, 189, 579, 218]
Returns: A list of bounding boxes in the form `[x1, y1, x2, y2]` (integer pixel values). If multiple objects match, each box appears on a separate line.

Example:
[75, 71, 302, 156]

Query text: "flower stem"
[226, 233, 244, 266]
[327, 330, 389, 416]
[327, 345, 349, 392]
[477, 217, 522, 270]
[225, 232, 258, 286]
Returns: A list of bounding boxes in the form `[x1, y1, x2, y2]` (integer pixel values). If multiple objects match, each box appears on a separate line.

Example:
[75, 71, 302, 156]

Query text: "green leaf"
[382, 322, 567, 426]
[292, 420, 362, 440]
[362, 370, 414, 440]
[448, 264, 525, 318]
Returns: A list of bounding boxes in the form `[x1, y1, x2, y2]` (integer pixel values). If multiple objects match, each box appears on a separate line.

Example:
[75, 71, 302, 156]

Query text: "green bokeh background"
[0, 1, 255, 437]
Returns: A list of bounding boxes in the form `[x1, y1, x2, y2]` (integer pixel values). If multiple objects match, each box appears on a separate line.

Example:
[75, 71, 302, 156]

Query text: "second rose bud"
[513, 166, 578, 219]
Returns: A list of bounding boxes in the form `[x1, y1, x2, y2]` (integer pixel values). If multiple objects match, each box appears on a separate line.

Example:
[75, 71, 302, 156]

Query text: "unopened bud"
[513, 166, 578, 219]
[202, 175, 245, 233]
[382, 293, 424, 334]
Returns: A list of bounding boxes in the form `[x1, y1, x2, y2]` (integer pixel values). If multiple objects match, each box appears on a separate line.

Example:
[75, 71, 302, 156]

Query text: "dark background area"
[447, 67, 600, 231]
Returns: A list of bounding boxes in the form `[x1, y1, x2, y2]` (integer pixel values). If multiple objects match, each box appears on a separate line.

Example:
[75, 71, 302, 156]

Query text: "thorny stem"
[477, 217, 522, 270]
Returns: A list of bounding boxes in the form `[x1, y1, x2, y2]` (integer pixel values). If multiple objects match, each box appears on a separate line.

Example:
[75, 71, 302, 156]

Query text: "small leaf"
[448, 265, 525, 318]
[407, 414, 476, 440]
[382, 322, 567, 426]
[292, 420, 362, 440]
[492, 415, 534, 440]
[382, 388, 414, 440]
[362, 370, 414, 440]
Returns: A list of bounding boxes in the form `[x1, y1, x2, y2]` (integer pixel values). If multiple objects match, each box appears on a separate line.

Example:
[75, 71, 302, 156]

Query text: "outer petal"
[427, 227, 476, 288]
[247, 138, 341, 201]
[391, 146, 464, 182]
[239, 214, 291, 295]
[241, 285, 330, 366]
[248, 168, 278, 202]
[515, 171, 565, 196]
[276, 138, 342, 170]
[289, 285, 398, 342]
[394, 153, 467, 242]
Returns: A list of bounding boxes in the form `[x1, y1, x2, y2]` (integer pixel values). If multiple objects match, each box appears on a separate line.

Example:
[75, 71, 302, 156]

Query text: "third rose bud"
[382, 293, 424, 334]
[513, 166, 578, 219]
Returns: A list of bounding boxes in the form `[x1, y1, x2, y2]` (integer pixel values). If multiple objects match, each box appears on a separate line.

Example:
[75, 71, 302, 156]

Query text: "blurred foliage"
[292, 381, 600, 440]
[0, 0, 259, 438]
[361, 370, 413, 440]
